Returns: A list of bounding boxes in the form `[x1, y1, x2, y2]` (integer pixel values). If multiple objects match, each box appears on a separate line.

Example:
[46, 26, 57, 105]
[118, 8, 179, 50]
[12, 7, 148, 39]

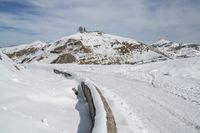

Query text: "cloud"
[0, 0, 200, 46]
[0, 1, 41, 16]
[0, 25, 38, 35]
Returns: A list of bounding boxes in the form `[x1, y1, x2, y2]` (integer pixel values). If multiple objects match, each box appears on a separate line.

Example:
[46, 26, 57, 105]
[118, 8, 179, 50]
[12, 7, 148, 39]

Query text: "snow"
[1, 32, 148, 64]
[154, 39, 172, 45]
[1, 40, 47, 54]
[0, 53, 91, 133]
[46, 67, 108, 133]
[61, 32, 139, 46]
[53, 57, 200, 133]
[1, 37, 200, 133]
[84, 80, 107, 133]
[152, 39, 200, 58]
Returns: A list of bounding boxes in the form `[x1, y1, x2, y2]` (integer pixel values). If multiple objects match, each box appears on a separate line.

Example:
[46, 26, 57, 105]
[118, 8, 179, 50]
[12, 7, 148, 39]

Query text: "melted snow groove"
[95, 87, 118, 133]
[81, 82, 118, 133]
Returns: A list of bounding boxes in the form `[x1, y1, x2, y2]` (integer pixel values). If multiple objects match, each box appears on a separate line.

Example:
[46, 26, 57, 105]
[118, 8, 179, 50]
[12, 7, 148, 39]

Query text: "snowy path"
[56, 57, 200, 133]
[2, 55, 199, 133]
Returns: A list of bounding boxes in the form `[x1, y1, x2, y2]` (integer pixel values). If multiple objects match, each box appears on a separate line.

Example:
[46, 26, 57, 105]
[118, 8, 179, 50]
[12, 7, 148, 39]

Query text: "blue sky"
[0, 0, 200, 47]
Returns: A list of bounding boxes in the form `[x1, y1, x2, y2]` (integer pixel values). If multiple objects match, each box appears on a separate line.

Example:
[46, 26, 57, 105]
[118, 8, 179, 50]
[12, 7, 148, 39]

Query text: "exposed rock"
[81, 82, 96, 132]
[3, 30, 199, 65]
[6, 47, 39, 58]
[14, 65, 20, 71]
[41, 44, 51, 51]
[114, 42, 144, 55]
[188, 44, 200, 50]
[54, 40, 62, 46]
[21, 58, 31, 63]
[72, 88, 78, 95]
[37, 56, 47, 61]
[51, 53, 76, 64]
[0, 55, 2, 60]
[50, 44, 67, 54]
[68, 40, 82, 46]
[80, 44, 92, 53]
[53, 69, 72, 77]
[27, 56, 37, 63]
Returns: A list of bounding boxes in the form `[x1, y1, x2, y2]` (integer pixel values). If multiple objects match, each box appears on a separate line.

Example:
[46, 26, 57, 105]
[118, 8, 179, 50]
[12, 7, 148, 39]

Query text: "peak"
[156, 39, 172, 44]
[32, 40, 43, 44]
[29, 40, 47, 48]
[59, 31, 139, 46]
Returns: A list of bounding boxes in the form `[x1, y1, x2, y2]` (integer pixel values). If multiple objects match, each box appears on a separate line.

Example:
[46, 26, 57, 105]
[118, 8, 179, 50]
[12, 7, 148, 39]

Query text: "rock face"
[81, 82, 96, 132]
[51, 53, 76, 64]
[6, 47, 39, 58]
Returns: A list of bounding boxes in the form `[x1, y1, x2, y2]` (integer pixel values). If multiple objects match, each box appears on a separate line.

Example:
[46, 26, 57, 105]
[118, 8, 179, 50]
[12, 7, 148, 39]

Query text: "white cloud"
[0, 0, 200, 46]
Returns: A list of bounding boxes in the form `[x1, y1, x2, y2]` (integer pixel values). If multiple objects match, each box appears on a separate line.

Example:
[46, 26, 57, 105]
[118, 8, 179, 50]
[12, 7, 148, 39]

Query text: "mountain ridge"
[1, 30, 200, 65]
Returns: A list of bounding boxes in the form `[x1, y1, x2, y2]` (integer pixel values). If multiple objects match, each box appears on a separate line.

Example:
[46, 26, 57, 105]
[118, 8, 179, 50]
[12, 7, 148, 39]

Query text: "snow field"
[0, 56, 86, 133]
[54, 57, 200, 133]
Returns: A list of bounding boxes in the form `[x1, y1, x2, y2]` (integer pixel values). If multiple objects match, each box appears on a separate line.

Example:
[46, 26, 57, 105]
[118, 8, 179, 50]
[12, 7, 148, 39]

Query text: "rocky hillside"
[151, 39, 200, 58]
[1, 31, 200, 65]
[0, 51, 22, 72]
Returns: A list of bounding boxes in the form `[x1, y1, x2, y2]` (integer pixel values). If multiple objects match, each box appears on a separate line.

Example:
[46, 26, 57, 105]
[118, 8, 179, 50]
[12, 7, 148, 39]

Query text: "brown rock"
[51, 53, 76, 64]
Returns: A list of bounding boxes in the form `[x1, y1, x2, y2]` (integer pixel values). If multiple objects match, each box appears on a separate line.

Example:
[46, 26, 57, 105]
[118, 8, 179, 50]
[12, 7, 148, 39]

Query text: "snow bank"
[82, 79, 107, 133]
[0, 60, 82, 133]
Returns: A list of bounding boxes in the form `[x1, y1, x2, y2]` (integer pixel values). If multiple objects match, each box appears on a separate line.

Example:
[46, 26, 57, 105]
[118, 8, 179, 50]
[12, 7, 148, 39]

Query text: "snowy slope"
[52, 57, 200, 133]
[1, 30, 200, 65]
[1, 32, 173, 65]
[0, 53, 91, 133]
[152, 39, 200, 58]
[1, 47, 200, 132]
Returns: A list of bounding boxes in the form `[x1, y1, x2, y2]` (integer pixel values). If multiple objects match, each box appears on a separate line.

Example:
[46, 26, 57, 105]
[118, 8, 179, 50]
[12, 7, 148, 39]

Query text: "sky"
[0, 0, 200, 47]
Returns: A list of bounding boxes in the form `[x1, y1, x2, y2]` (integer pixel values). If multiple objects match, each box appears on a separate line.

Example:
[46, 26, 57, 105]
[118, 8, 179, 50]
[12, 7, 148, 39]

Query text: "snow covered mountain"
[0, 51, 22, 72]
[151, 39, 200, 58]
[1, 32, 200, 133]
[1, 31, 200, 65]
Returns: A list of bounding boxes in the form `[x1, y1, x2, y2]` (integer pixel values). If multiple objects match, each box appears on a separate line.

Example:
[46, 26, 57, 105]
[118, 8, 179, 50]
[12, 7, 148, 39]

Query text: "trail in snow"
[55, 57, 200, 133]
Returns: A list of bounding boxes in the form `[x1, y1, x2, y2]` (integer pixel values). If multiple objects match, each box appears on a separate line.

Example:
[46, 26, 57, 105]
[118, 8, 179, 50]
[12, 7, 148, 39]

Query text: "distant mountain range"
[1, 30, 200, 65]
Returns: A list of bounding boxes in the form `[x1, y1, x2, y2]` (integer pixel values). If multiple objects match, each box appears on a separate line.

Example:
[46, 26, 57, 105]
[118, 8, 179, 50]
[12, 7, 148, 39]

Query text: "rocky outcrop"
[81, 82, 96, 132]
[4, 30, 199, 65]
[51, 53, 76, 64]
[6, 47, 39, 58]
[114, 42, 145, 55]
[53, 69, 72, 77]
[50, 44, 68, 54]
